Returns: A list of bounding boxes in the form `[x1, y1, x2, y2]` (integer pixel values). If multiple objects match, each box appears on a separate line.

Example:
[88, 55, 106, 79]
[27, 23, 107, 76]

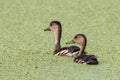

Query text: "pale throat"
[79, 42, 86, 54]
[53, 30, 61, 50]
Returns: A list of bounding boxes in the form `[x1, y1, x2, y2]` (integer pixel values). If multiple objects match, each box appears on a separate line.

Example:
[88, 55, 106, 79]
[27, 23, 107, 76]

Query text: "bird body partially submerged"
[44, 21, 80, 57]
[54, 46, 80, 57]
[67, 34, 99, 65]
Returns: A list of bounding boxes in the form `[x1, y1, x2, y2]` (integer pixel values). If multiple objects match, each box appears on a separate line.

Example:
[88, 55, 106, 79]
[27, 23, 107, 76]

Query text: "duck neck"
[79, 39, 87, 55]
[53, 27, 62, 52]
[79, 43, 86, 55]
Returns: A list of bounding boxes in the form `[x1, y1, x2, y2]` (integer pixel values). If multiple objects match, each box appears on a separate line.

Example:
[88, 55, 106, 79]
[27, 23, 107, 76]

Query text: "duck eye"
[74, 36, 78, 38]
[50, 24, 53, 26]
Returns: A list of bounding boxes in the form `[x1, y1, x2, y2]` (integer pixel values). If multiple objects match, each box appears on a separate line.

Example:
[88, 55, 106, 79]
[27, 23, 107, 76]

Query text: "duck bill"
[66, 40, 76, 44]
[44, 27, 51, 31]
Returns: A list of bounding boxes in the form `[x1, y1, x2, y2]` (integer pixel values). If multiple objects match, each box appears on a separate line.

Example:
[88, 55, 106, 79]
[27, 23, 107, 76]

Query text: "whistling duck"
[44, 21, 80, 57]
[66, 34, 98, 64]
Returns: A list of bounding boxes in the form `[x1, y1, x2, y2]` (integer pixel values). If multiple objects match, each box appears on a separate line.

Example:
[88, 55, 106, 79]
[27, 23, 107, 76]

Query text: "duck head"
[66, 34, 87, 55]
[44, 21, 62, 32]
[66, 34, 87, 45]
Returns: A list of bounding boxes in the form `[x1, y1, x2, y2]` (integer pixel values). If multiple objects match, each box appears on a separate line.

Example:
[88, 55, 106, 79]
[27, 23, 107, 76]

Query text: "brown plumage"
[67, 34, 98, 65]
[44, 21, 80, 57]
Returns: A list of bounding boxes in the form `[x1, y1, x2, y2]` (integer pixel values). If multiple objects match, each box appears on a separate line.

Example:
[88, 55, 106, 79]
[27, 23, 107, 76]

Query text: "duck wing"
[67, 46, 80, 53]
[55, 46, 80, 57]
[74, 54, 98, 65]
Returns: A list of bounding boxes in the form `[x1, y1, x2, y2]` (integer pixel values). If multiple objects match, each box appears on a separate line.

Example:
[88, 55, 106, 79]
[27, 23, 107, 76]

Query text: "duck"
[44, 21, 80, 57]
[66, 34, 98, 65]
